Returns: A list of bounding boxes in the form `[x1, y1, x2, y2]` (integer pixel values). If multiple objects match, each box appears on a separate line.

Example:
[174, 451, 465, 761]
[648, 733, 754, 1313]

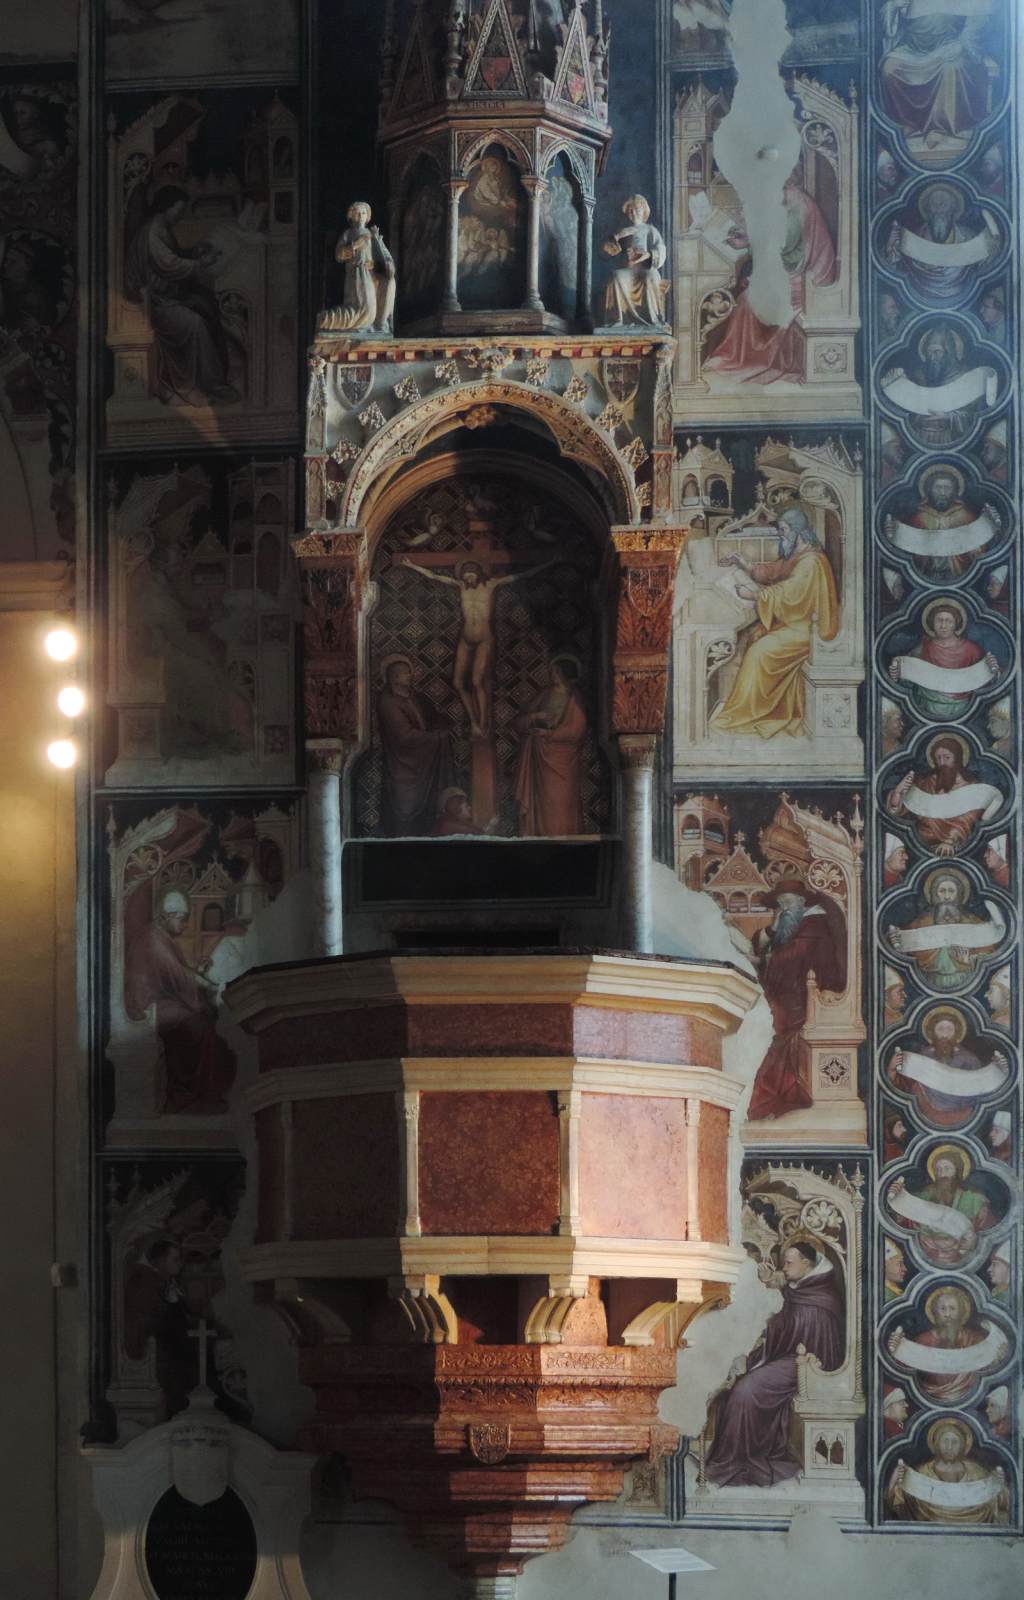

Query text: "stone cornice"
[225, 951, 759, 1034]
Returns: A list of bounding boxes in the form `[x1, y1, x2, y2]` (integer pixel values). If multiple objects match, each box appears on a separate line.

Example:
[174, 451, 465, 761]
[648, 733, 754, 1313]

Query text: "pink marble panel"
[578, 1093, 688, 1239]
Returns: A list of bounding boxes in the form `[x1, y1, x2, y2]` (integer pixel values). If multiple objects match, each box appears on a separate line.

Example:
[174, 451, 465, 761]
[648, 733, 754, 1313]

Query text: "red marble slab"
[291, 1093, 402, 1237]
[418, 1091, 560, 1235]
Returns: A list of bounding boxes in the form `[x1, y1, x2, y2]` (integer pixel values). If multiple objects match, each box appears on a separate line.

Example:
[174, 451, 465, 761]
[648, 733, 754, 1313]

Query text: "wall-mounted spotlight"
[56, 685, 86, 718]
[47, 738, 78, 770]
[44, 627, 78, 663]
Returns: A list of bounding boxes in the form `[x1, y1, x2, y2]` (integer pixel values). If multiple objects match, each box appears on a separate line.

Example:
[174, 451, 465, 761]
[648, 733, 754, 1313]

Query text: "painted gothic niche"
[672, 72, 861, 419]
[105, 89, 299, 446]
[674, 788, 866, 1145]
[672, 432, 864, 780]
[688, 1162, 866, 1521]
[104, 799, 301, 1147]
[0, 77, 77, 559]
[105, 456, 298, 786]
[355, 468, 609, 839]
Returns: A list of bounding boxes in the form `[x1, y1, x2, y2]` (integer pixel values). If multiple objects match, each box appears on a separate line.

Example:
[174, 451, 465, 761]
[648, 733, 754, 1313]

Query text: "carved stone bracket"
[292, 530, 366, 743]
[610, 526, 686, 737]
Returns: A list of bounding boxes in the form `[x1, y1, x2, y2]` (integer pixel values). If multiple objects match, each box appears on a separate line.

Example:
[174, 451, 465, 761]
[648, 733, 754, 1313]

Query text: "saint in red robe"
[748, 899, 846, 1121]
[124, 922, 236, 1113]
[704, 184, 837, 386]
[514, 684, 587, 837]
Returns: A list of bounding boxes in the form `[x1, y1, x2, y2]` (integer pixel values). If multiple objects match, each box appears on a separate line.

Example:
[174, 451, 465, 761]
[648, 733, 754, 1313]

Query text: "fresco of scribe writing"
[104, 799, 301, 1142]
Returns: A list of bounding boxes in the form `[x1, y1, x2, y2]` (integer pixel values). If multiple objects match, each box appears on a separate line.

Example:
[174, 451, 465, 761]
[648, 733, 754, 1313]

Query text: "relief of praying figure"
[703, 178, 837, 385]
[712, 506, 839, 739]
[601, 195, 669, 329]
[704, 1240, 845, 1488]
[514, 656, 588, 838]
[324, 201, 396, 334]
[402, 555, 554, 737]
[886, 734, 1002, 856]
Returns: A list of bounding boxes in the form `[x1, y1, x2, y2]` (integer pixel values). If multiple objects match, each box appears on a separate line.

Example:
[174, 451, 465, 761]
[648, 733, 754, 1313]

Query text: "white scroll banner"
[893, 656, 996, 694]
[894, 1322, 1008, 1375]
[893, 902, 1005, 954]
[882, 366, 999, 416]
[898, 1049, 1009, 1097]
[887, 1186, 976, 1241]
[902, 782, 1003, 821]
[887, 512, 998, 558]
[901, 1466, 1003, 1511]
[895, 222, 998, 270]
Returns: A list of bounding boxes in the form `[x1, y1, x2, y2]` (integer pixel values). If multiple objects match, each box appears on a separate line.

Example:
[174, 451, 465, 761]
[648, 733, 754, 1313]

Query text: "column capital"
[305, 738, 346, 775]
[617, 733, 658, 770]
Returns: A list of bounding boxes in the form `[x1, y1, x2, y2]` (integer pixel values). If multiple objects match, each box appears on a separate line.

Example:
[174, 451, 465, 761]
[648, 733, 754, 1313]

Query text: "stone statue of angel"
[322, 201, 396, 335]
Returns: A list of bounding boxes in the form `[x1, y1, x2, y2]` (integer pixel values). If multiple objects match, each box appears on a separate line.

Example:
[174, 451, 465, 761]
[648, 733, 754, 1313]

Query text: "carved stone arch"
[339, 379, 640, 530]
[458, 128, 533, 178]
[539, 138, 588, 195]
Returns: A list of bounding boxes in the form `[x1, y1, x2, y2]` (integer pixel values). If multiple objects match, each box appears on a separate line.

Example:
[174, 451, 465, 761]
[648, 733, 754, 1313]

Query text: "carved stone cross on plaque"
[397, 523, 555, 828]
[188, 1317, 217, 1390]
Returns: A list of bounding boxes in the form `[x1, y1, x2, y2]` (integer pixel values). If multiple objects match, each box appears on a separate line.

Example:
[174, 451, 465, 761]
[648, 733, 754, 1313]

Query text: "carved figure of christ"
[401, 547, 555, 737]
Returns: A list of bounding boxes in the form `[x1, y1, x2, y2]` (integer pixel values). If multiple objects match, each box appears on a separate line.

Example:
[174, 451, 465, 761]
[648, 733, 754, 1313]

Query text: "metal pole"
[669, 1575, 677, 1600]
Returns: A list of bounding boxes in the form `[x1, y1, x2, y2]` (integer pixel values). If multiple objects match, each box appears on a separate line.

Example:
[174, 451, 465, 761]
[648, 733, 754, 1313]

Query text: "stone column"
[618, 735, 657, 954]
[293, 530, 363, 957]
[610, 528, 687, 955]
[521, 175, 546, 313]
[443, 178, 468, 313]
[306, 739, 344, 957]
[578, 197, 596, 327]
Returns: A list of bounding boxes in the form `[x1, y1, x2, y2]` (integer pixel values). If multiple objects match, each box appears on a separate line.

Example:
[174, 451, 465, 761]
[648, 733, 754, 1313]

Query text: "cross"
[188, 1317, 217, 1391]
[392, 520, 556, 828]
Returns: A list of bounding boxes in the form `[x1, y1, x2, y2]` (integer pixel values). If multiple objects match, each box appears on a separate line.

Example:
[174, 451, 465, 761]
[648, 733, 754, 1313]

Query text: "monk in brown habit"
[748, 879, 846, 1121]
[124, 889, 236, 1114]
[705, 1241, 844, 1487]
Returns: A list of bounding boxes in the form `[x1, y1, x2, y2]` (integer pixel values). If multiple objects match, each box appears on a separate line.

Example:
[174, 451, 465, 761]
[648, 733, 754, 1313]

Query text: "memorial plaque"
[145, 1486, 257, 1600]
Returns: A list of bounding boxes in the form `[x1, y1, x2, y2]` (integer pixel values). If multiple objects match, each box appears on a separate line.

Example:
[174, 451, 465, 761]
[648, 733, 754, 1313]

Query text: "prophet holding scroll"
[886, 734, 1001, 855]
[886, 1419, 1008, 1526]
[888, 599, 999, 720]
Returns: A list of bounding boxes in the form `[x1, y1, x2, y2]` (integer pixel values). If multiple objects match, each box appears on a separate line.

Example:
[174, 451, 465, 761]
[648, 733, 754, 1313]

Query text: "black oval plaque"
[144, 1486, 257, 1600]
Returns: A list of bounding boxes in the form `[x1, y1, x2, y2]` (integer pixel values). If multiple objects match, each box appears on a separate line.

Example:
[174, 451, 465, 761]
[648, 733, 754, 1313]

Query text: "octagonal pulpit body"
[226, 951, 757, 1588]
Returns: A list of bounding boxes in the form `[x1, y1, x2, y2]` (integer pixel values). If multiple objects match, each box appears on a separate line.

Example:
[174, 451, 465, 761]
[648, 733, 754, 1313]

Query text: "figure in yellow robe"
[712, 508, 839, 739]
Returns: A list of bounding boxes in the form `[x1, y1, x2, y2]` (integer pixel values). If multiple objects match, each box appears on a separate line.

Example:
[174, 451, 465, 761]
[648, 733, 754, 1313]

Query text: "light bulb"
[57, 685, 86, 717]
[47, 738, 78, 769]
[44, 627, 77, 662]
